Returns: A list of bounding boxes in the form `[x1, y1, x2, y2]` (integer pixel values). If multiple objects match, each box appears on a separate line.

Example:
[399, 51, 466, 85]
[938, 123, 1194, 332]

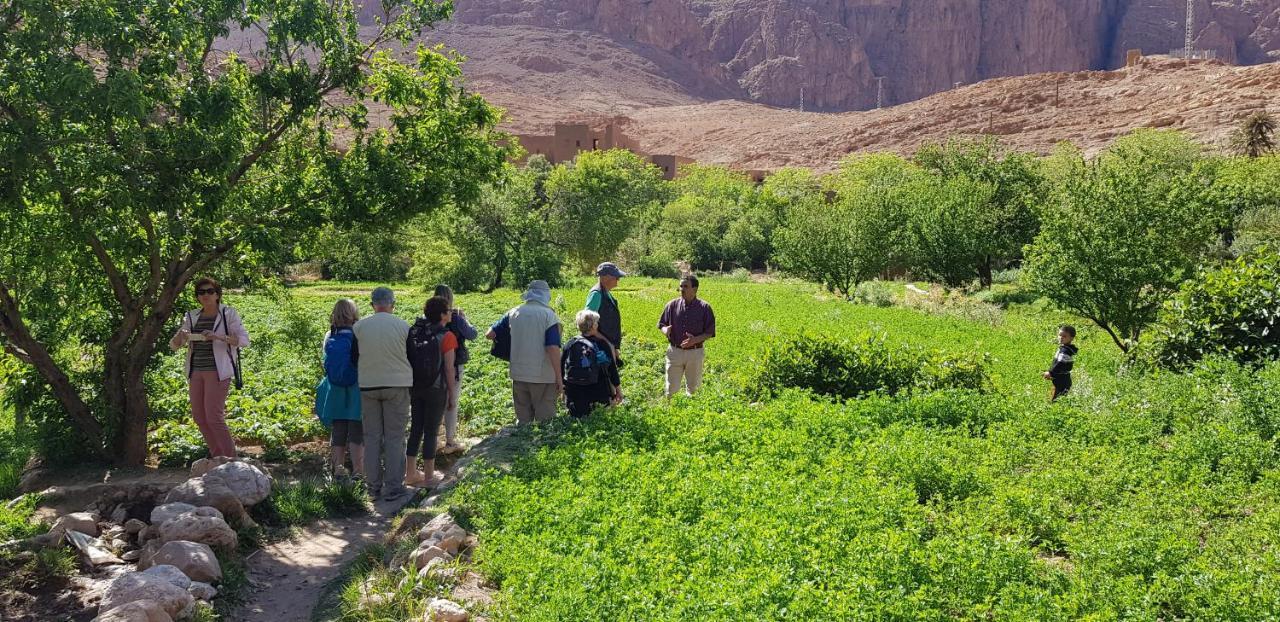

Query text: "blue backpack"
[324, 328, 358, 387]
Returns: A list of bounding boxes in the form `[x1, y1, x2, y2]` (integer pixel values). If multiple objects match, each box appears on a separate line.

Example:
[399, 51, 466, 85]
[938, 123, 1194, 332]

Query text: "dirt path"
[232, 495, 415, 622]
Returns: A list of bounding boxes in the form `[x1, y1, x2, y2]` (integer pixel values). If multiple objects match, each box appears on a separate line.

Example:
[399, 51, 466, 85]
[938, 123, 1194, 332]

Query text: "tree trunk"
[978, 257, 993, 290]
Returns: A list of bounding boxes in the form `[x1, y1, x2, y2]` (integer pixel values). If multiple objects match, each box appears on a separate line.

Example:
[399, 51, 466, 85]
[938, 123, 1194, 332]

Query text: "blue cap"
[596, 262, 626, 278]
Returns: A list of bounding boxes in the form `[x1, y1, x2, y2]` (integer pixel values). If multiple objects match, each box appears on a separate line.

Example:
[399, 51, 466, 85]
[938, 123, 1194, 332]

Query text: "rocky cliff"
[421, 0, 1280, 111]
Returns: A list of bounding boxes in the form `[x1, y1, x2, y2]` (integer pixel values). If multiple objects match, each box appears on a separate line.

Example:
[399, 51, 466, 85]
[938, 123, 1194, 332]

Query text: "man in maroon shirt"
[657, 275, 716, 396]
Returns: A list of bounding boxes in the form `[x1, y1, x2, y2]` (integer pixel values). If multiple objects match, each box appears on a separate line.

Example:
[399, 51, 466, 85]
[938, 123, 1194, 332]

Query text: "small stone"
[94, 598, 174, 622]
[110, 505, 129, 524]
[424, 597, 468, 622]
[187, 581, 217, 601]
[125, 519, 147, 535]
[420, 512, 458, 536]
[111, 538, 131, 551]
[51, 512, 98, 537]
[137, 524, 158, 544]
[122, 550, 142, 562]
[142, 564, 192, 590]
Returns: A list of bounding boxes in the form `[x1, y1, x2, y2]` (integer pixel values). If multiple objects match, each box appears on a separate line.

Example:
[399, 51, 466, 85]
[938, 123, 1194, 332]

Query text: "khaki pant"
[665, 346, 705, 396]
[360, 387, 410, 493]
[513, 381, 558, 425]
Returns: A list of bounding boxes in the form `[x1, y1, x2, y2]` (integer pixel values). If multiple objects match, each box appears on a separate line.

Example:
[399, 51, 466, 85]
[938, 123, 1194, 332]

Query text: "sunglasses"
[196, 288, 218, 296]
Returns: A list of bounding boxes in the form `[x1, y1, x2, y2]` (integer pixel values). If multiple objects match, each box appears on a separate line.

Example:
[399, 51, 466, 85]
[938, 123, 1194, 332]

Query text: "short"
[330, 419, 363, 446]
[1050, 375, 1072, 400]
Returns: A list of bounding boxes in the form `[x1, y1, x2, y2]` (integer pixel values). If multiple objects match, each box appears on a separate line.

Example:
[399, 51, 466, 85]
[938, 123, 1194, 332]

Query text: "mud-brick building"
[514, 122, 692, 180]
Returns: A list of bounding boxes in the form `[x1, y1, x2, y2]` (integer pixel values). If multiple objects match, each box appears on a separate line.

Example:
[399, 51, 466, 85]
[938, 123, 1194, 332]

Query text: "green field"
[9, 277, 1280, 620]
[190, 277, 1271, 622]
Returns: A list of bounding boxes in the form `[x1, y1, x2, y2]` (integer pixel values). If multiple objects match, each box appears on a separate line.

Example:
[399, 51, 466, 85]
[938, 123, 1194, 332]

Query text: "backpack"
[489, 313, 511, 361]
[408, 319, 446, 393]
[323, 328, 359, 387]
[563, 336, 603, 386]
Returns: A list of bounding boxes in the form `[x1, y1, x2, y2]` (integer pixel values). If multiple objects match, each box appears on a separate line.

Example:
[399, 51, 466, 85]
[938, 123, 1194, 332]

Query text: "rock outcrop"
[413, 0, 1280, 111]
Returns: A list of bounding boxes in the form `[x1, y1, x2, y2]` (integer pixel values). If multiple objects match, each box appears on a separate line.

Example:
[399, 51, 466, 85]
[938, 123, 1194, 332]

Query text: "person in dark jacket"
[561, 310, 622, 418]
[1042, 324, 1078, 401]
[585, 262, 625, 354]
[433, 284, 476, 454]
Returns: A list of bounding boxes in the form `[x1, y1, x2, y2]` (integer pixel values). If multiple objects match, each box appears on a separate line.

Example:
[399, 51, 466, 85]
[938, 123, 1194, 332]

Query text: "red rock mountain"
[402, 0, 1280, 111]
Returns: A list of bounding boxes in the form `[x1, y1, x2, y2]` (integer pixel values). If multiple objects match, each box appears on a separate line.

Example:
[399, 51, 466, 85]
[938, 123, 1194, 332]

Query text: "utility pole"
[800, 86, 805, 112]
[875, 76, 885, 109]
[1185, 0, 1195, 64]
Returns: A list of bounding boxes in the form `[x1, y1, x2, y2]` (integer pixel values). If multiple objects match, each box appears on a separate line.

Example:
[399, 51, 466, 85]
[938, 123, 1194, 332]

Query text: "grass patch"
[250, 477, 371, 531]
[0, 493, 46, 544]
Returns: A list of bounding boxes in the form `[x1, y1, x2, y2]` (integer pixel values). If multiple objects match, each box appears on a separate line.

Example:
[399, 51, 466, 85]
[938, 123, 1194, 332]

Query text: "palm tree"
[1231, 111, 1277, 157]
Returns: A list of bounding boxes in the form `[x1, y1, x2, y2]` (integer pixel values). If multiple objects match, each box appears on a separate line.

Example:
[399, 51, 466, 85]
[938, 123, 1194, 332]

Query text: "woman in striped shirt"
[169, 277, 250, 458]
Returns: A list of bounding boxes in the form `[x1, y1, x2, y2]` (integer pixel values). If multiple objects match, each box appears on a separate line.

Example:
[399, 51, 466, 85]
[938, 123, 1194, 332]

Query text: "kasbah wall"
[514, 122, 698, 180]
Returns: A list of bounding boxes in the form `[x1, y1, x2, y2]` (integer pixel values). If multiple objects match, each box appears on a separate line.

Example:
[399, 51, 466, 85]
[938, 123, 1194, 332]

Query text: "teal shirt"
[585, 288, 614, 312]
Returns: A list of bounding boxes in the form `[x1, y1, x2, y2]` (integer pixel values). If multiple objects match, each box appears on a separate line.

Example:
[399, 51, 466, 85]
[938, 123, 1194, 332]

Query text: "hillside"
[472, 56, 1280, 171]
[422, 0, 1280, 112]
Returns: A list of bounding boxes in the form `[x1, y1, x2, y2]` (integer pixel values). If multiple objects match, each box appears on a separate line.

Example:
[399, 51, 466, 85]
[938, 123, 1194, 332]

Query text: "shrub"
[851, 280, 895, 307]
[746, 334, 991, 400]
[1145, 248, 1280, 369]
[631, 254, 680, 279]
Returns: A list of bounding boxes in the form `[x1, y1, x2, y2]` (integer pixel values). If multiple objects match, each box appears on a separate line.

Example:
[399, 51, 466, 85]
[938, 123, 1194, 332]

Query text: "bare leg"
[349, 444, 365, 477]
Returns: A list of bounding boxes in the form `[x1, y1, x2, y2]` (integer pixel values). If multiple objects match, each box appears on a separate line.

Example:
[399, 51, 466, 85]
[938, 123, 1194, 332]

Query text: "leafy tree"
[902, 176, 999, 288]
[545, 149, 666, 272]
[1023, 130, 1219, 352]
[1202, 155, 1280, 253]
[913, 138, 1045, 287]
[748, 168, 820, 270]
[652, 164, 754, 270]
[777, 154, 919, 294]
[0, 0, 510, 463]
[1231, 111, 1277, 158]
[1146, 248, 1280, 369]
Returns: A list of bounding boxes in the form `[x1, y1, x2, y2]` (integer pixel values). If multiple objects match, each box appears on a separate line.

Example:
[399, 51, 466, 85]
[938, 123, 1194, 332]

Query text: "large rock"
[141, 565, 192, 591]
[149, 541, 221, 584]
[435, 0, 1280, 111]
[162, 476, 247, 525]
[94, 599, 174, 622]
[412, 544, 451, 571]
[51, 512, 99, 537]
[157, 513, 237, 551]
[205, 461, 271, 506]
[150, 503, 224, 526]
[99, 572, 194, 620]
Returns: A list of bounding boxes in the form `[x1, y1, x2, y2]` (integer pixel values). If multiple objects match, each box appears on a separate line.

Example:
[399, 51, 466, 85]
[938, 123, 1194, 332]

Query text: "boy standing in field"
[1042, 325, 1077, 401]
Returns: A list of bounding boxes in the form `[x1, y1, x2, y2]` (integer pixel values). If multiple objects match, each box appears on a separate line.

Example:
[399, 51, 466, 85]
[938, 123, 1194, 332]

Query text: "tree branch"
[0, 280, 107, 450]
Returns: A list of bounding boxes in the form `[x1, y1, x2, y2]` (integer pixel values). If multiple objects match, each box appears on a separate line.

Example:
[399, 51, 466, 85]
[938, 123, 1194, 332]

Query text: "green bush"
[851, 279, 895, 307]
[310, 225, 411, 282]
[631, 254, 680, 279]
[745, 334, 991, 400]
[1146, 248, 1280, 369]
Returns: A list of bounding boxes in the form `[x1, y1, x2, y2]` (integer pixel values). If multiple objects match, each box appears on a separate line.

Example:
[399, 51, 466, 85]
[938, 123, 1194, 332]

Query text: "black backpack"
[407, 319, 445, 395]
[563, 336, 603, 386]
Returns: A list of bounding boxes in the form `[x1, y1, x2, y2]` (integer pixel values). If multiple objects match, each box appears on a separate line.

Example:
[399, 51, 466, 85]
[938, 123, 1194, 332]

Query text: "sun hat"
[595, 262, 626, 278]
[521, 280, 552, 305]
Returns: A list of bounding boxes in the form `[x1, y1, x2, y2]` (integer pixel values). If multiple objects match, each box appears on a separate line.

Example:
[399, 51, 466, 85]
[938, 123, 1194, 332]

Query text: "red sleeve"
[441, 331, 458, 353]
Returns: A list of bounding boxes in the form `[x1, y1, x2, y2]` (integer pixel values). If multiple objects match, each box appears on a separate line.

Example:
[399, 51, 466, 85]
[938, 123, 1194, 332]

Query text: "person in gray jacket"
[487, 280, 563, 424]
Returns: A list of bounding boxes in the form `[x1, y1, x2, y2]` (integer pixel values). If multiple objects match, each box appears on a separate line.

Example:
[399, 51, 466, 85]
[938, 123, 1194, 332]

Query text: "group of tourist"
[169, 268, 1078, 494]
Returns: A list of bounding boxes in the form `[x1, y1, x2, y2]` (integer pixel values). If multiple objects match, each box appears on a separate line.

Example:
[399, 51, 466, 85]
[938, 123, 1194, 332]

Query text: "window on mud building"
[576, 140, 580, 147]
[593, 138, 599, 150]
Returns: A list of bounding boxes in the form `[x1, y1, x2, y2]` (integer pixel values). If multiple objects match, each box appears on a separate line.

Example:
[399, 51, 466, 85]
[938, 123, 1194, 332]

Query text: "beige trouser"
[512, 381, 558, 425]
[665, 346, 706, 396]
